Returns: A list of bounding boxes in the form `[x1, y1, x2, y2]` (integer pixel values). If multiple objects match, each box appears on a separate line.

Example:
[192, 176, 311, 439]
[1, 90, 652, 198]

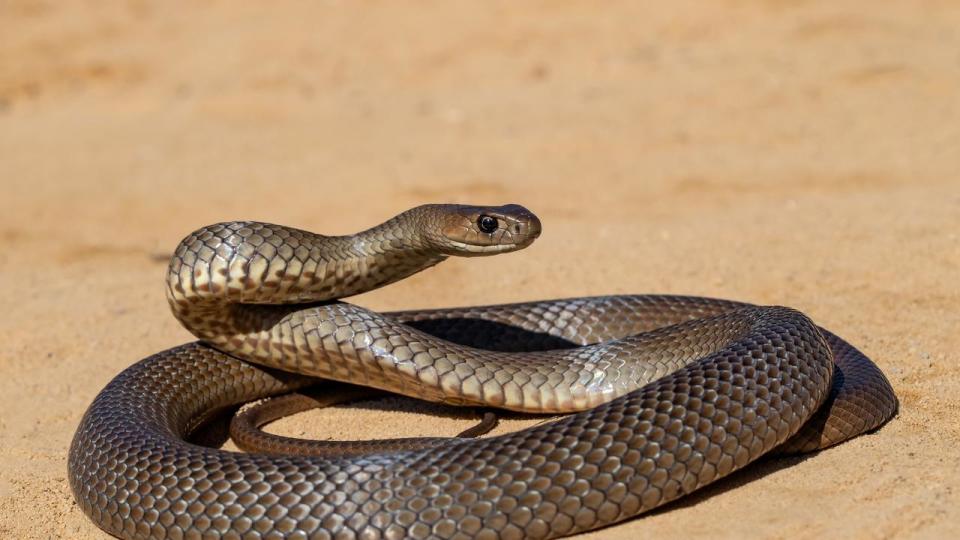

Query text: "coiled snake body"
[68, 204, 898, 539]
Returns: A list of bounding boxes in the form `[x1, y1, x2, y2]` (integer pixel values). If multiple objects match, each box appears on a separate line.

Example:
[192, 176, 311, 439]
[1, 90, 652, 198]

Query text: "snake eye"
[477, 215, 499, 234]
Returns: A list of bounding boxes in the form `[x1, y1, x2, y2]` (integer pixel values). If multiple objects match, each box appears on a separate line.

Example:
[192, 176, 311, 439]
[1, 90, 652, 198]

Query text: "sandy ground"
[2, 1, 959, 538]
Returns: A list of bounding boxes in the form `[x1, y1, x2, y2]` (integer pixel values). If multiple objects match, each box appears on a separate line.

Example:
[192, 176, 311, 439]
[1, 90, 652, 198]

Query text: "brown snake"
[68, 204, 898, 539]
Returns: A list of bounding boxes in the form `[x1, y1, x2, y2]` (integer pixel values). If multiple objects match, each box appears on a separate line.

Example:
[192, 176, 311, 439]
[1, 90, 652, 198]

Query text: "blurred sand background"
[1, 1, 959, 538]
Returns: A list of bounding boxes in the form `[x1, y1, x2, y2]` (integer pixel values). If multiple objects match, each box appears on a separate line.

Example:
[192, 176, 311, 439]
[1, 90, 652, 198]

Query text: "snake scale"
[68, 204, 898, 539]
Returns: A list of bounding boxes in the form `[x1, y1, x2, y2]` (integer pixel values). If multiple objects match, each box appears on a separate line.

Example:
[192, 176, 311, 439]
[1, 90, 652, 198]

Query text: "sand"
[1, 1, 958, 538]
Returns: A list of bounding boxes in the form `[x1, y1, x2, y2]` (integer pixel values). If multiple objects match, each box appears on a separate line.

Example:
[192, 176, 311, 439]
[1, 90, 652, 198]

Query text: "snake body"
[68, 204, 897, 539]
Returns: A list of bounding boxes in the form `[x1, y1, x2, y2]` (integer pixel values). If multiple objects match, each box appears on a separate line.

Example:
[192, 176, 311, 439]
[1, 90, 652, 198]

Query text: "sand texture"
[1, 1, 958, 538]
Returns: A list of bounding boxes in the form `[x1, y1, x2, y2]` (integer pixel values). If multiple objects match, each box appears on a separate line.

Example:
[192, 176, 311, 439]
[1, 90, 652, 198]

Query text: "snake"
[68, 203, 898, 539]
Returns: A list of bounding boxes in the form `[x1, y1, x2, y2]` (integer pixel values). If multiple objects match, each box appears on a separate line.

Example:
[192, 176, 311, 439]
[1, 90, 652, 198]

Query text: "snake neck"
[166, 215, 447, 342]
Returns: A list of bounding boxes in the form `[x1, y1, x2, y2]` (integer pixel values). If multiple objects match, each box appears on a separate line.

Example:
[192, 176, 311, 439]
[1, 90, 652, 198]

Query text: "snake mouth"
[444, 225, 541, 255]
[444, 239, 536, 254]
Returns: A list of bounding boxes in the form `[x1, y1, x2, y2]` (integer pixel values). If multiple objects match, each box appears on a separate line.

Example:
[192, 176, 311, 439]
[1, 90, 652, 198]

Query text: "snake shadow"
[647, 453, 812, 514]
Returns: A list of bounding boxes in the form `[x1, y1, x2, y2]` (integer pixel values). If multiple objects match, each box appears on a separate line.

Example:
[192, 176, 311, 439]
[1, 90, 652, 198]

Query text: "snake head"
[426, 204, 542, 256]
